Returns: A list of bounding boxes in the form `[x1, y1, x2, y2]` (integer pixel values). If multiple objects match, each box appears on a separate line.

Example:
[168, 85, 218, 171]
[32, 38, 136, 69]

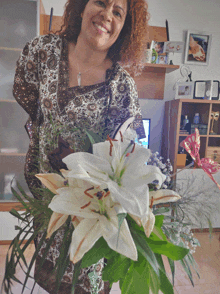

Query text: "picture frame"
[184, 30, 212, 66]
[156, 54, 168, 65]
[175, 82, 194, 100]
[164, 41, 184, 53]
[193, 80, 220, 100]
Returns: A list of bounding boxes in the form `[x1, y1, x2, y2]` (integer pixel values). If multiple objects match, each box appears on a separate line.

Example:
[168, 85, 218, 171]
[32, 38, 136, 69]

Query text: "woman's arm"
[13, 37, 40, 121]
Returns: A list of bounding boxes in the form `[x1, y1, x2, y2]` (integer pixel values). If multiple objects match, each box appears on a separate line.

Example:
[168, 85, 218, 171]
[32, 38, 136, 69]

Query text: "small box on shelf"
[191, 124, 208, 135]
[177, 154, 187, 168]
[206, 147, 220, 164]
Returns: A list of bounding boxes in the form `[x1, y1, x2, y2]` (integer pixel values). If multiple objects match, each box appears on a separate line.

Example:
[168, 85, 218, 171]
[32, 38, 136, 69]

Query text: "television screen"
[138, 119, 150, 148]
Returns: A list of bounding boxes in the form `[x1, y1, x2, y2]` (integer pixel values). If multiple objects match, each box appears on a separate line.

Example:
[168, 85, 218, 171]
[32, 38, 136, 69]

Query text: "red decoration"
[180, 128, 220, 189]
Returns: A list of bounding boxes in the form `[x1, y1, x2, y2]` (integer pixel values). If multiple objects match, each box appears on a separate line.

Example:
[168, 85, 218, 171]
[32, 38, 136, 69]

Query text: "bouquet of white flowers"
[2, 118, 199, 294]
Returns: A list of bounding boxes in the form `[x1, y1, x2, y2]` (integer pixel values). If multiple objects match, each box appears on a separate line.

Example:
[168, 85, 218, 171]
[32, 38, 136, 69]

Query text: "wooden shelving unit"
[161, 99, 220, 174]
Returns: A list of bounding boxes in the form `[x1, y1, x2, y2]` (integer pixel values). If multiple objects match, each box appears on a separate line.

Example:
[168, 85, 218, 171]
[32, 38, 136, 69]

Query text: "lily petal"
[69, 218, 102, 264]
[63, 153, 112, 181]
[47, 212, 68, 238]
[35, 173, 65, 194]
[100, 210, 137, 261]
[48, 187, 99, 219]
[149, 189, 181, 205]
[141, 211, 155, 238]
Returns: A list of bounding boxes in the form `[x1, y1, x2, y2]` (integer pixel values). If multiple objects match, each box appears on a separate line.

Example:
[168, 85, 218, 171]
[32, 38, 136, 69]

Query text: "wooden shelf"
[176, 99, 220, 104]
[0, 46, 22, 52]
[0, 153, 26, 157]
[0, 202, 26, 212]
[143, 63, 179, 73]
[0, 99, 16, 102]
[179, 134, 207, 137]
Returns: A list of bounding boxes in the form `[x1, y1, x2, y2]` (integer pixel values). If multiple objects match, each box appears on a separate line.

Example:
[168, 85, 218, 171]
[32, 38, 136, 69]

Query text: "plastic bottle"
[193, 113, 200, 124]
[183, 115, 189, 128]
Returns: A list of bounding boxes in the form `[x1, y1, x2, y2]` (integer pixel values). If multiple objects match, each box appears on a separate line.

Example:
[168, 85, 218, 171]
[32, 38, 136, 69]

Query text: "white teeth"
[94, 23, 108, 33]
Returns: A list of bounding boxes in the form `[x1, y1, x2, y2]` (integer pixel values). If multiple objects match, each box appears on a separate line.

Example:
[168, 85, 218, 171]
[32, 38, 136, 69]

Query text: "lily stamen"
[84, 187, 94, 198]
[81, 201, 91, 209]
[104, 191, 110, 198]
[150, 197, 154, 209]
[119, 131, 123, 142]
[131, 143, 135, 153]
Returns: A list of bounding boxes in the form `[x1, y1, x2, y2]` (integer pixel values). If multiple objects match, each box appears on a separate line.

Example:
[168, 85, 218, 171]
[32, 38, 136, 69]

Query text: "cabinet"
[0, 0, 39, 206]
[161, 99, 220, 174]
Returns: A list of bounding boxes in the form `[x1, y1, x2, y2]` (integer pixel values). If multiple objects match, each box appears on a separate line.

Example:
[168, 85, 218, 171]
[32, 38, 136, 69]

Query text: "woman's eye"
[114, 11, 122, 18]
[96, 1, 105, 7]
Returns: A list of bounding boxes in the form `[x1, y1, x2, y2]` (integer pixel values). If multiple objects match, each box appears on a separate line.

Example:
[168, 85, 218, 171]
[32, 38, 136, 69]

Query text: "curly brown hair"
[59, 0, 150, 67]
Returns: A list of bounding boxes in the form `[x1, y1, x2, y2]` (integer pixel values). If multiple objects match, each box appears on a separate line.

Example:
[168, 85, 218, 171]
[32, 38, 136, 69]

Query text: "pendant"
[77, 72, 81, 86]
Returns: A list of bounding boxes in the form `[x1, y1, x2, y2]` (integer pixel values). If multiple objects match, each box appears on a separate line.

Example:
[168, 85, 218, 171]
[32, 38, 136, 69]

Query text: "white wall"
[42, 0, 220, 153]
[141, 0, 220, 152]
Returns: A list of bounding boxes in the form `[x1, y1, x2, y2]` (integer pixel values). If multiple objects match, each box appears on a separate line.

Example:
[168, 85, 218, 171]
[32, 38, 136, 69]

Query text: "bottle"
[193, 113, 200, 124]
[183, 115, 189, 128]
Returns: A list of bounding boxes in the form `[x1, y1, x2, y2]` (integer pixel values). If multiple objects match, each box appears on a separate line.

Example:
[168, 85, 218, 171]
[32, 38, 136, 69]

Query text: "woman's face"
[79, 0, 128, 53]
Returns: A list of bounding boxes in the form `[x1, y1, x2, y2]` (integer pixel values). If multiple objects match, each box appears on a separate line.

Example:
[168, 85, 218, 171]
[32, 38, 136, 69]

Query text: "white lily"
[35, 172, 137, 262]
[131, 189, 181, 238]
[62, 131, 166, 218]
[49, 185, 137, 263]
[36, 171, 84, 237]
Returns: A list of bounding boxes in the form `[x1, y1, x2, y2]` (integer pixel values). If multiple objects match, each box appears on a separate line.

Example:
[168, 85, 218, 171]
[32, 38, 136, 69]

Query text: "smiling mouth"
[93, 22, 109, 34]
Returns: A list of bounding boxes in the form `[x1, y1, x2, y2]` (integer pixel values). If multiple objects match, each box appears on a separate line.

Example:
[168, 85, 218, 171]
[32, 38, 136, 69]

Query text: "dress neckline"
[66, 40, 117, 90]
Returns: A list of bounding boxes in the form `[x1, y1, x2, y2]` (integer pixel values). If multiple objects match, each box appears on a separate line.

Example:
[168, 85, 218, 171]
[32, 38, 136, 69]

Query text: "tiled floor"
[0, 232, 220, 293]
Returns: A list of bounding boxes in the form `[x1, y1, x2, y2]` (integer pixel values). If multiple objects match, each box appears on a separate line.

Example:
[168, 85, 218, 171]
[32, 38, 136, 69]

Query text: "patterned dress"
[13, 34, 145, 294]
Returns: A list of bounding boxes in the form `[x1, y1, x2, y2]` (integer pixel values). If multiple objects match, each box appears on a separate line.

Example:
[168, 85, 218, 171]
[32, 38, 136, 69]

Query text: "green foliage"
[81, 238, 112, 268]
[102, 253, 131, 287]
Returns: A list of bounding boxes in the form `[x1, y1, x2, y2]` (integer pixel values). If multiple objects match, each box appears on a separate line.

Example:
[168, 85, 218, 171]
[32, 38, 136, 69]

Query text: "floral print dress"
[13, 34, 145, 294]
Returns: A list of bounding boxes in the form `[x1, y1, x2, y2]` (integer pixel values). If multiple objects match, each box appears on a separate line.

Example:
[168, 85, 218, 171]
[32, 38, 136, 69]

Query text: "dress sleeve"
[127, 77, 146, 139]
[13, 37, 40, 121]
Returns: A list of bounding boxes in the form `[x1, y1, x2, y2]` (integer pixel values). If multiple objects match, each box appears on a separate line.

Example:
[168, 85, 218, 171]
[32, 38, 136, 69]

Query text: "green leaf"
[9, 209, 26, 222]
[155, 254, 174, 294]
[21, 231, 47, 293]
[149, 265, 160, 294]
[151, 228, 167, 242]
[117, 213, 127, 246]
[159, 268, 174, 294]
[81, 237, 112, 268]
[85, 130, 103, 144]
[121, 255, 150, 294]
[16, 181, 35, 205]
[130, 227, 160, 276]
[102, 254, 131, 286]
[11, 187, 30, 212]
[167, 258, 175, 285]
[179, 257, 194, 286]
[71, 260, 82, 294]
[154, 215, 164, 228]
[146, 237, 189, 260]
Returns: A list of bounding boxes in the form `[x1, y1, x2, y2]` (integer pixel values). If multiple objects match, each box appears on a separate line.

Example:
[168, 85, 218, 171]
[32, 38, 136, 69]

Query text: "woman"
[13, 0, 149, 293]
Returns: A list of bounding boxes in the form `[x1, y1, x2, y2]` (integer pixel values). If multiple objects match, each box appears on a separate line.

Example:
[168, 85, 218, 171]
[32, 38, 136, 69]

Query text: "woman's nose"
[100, 8, 112, 22]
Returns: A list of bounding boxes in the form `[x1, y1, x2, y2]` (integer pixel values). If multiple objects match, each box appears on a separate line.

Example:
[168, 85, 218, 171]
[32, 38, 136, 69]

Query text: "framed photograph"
[164, 41, 184, 53]
[175, 82, 194, 99]
[156, 54, 168, 64]
[193, 80, 220, 100]
[184, 30, 212, 66]
[153, 41, 165, 54]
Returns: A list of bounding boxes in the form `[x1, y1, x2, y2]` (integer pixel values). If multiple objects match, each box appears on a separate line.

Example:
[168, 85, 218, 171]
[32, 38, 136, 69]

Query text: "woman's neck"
[68, 39, 113, 87]
[70, 38, 109, 70]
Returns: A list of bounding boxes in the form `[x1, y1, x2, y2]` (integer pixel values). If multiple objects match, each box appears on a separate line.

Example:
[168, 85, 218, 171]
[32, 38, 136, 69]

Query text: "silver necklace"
[75, 58, 104, 87]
